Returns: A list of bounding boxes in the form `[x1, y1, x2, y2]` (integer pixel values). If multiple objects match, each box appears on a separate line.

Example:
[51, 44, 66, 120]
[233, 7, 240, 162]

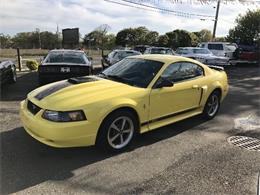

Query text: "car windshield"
[226, 44, 237, 51]
[100, 58, 163, 88]
[44, 51, 88, 64]
[150, 48, 167, 54]
[176, 48, 190, 54]
[193, 48, 211, 54]
[118, 51, 140, 60]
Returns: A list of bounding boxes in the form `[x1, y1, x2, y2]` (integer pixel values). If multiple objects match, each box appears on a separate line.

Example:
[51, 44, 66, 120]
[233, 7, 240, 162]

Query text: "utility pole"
[212, 0, 220, 41]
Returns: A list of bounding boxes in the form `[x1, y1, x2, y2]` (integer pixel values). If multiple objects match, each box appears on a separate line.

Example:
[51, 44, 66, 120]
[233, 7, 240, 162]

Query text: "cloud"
[0, 0, 258, 37]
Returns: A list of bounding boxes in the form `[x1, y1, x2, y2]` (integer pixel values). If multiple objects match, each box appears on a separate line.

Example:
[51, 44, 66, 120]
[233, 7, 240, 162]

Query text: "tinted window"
[101, 58, 163, 88]
[44, 51, 88, 64]
[161, 62, 203, 82]
[117, 51, 140, 60]
[208, 44, 223, 50]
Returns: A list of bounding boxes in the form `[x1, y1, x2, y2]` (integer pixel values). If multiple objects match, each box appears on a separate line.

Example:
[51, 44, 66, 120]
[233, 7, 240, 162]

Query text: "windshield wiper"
[106, 74, 126, 82]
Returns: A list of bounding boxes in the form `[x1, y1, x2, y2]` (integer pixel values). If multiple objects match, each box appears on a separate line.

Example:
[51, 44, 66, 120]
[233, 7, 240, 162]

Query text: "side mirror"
[88, 57, 93, 61]
[154, 77, 174, 88]
[102, 54, 108, 58]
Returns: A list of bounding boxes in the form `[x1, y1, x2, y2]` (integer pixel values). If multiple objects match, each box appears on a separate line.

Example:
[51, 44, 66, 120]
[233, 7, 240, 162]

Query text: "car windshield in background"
[226, 44, 237, 51]
[176, 48, 190, 54]
[193, 49, 211, 54]
[118, 51, 140, 60]
[44, 52, 88, 64]
[100, 58, 163, 88]
[151, 48, 167, 54]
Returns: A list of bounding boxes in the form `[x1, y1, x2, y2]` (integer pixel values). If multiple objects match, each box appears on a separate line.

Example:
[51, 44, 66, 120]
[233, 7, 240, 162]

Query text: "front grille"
[27, 100, 41, 115]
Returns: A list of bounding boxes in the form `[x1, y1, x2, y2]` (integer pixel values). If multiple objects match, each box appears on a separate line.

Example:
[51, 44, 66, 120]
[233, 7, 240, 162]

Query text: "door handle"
[192, 85, 199, 89]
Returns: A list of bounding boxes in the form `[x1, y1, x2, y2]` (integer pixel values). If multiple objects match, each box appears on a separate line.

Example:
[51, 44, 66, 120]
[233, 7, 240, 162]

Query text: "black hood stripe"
[35, 82, 72, 100]
[34, 77, 100, 101]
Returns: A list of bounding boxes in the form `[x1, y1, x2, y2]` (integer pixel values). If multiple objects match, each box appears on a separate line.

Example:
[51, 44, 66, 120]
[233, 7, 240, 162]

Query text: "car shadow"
[1, 72, 38, 101]
[0, 115, 204, 194]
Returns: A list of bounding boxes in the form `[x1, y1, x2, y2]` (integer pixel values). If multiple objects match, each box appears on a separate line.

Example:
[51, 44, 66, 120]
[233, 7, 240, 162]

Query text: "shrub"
[26, 60, 38, 70]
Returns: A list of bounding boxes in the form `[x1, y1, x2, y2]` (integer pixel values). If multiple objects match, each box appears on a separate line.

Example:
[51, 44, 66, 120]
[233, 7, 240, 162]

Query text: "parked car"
[20, 55, 228, 152]
[198, 42, 237, 58]
[176, 47, 230, 66]
[133, 45, 150, 54]
[101, 50, 141, 68]
[0, 60, 17, 85]
[38, 49, 92, 85]
[144, 47, 175, 55]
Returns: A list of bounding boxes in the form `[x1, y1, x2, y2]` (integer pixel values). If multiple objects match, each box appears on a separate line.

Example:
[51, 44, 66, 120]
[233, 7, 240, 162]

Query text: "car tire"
[202, 90, 221, 120]
[9, 66, 17, 83]
[96, 110, 138, 152]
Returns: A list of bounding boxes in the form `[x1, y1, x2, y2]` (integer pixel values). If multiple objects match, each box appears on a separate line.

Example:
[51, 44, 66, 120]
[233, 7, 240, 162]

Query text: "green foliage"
[166, 30, 192, 49]
[189, 32, 200, 46]
[157, 35, 169, 47]
[227, 9, 260, 45]
[0, 33, 12, 48]
[11, 31, 61, 49]
[26, 60, 39, 70]
[193, 29, 212, 42]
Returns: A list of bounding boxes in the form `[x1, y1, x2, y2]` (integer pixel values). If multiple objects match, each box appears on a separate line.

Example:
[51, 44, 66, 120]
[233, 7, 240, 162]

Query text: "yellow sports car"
[20, 55, 228, 151]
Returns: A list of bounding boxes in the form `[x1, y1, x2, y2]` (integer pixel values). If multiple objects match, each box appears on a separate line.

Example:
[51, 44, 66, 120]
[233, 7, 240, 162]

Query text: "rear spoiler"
[208, 65, 224, 71]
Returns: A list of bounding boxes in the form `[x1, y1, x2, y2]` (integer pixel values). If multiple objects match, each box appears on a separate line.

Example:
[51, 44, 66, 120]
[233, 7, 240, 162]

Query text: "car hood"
[28, 76, 144, 110]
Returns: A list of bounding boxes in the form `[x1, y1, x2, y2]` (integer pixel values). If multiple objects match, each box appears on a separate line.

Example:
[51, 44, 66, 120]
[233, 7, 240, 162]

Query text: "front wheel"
[202, 91, 220, 120]
[96, 110, 137, 152]
[9, 66, 17, 83]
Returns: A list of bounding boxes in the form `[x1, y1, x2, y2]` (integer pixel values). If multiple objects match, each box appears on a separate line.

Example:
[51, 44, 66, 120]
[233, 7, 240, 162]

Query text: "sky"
[0, 0, 259, 37]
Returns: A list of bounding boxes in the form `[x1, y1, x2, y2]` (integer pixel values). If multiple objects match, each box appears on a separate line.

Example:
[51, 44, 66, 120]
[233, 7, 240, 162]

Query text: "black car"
[0, 60, 17, 85]
[38, 50, 93, 85]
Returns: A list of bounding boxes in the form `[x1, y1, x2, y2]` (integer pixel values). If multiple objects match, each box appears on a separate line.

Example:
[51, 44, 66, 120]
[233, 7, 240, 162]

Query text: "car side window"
[161, 62, 204, 83]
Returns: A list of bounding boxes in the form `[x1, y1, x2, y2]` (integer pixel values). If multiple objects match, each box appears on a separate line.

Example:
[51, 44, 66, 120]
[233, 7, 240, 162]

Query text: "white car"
[176, 47, 230, 66]
[198, 42, 237, 59]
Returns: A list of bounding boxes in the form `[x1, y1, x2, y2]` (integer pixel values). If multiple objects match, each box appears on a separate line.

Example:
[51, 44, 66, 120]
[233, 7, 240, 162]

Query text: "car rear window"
[44, 51, 88, 64]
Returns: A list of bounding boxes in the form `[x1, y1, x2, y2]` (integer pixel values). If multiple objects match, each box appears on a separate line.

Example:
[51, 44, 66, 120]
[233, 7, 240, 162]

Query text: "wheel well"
[213, 88, 222, 99]
[105, 107, 140, 126]
[95, 107, 141, 144]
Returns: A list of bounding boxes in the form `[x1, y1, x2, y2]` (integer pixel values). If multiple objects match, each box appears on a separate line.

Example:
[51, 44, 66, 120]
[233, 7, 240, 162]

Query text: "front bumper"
[20, 100, 98, 148]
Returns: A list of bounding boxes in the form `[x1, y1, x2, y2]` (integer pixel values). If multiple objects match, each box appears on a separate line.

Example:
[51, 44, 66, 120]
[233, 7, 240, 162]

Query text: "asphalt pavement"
[0, 65, 259, 194]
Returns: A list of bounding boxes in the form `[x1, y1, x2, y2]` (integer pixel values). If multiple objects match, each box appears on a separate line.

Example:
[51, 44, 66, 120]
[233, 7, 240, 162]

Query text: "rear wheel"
[96, 110, 137, 152]
[202, 90, 220, 120]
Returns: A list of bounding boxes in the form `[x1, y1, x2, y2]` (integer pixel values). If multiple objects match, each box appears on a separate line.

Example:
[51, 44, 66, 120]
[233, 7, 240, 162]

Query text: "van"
[198, 42, 237, 59]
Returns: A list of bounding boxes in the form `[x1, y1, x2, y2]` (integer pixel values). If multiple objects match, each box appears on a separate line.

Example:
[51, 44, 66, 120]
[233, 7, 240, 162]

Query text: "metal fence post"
[17, 48, 21, 71]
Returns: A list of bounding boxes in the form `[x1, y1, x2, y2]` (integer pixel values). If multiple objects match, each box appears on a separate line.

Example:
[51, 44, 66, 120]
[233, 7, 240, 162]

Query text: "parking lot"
[0, 65, 259, 194]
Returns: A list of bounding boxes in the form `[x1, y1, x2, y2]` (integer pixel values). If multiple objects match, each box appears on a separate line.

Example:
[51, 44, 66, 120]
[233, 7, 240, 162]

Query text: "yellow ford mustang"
[20, 55, 228, 151]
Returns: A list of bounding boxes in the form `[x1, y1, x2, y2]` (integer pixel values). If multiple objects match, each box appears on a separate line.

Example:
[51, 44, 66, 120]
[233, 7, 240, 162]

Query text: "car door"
[149, 62, 204, 123]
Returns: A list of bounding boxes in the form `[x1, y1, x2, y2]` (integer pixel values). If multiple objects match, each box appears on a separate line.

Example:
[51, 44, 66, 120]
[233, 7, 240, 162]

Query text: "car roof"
[129, 54, 203, 64]
[148, 47, 171, 49]
[178, 47, 207, 50]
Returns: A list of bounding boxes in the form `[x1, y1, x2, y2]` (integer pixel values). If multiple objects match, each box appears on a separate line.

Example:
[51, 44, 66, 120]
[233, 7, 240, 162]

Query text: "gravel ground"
[0, 65, 259, 194]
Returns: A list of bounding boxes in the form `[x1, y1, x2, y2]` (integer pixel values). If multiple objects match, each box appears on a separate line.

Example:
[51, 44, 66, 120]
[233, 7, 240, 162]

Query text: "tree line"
[1, 9, 259, 50]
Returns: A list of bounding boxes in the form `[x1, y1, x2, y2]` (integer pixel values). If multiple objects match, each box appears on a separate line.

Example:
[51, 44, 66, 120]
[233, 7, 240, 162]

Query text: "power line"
[104, 0, 214, 19]
[121, 0, 215, 18]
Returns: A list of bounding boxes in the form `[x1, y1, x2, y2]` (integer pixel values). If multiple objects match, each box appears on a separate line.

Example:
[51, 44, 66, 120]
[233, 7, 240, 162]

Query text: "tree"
[166, 29, 192, 49]
[227, 9, 260, 45]
[189, 32, 200, 46]
[194, 29, 212, 42]
[116, 26, 157, 47]
[0, 34, 12, 48]
[157, 35, 169, 47]
[145, 31, 159, 45]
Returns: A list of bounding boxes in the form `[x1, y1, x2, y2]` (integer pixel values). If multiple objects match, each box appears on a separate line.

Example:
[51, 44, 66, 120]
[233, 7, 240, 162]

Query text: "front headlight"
[42, 110, 86, 122]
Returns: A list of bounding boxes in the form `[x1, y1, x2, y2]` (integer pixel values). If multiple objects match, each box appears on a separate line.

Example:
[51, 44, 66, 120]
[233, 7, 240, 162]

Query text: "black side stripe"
[141, 107, 198, 126]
